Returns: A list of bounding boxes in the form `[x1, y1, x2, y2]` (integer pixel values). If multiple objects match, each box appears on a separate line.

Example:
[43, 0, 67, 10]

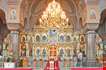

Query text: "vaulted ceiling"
[20, 0, 87, 31]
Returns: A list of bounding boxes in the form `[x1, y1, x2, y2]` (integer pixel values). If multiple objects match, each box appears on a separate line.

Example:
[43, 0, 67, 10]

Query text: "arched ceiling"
[20, 0, 87, 31]
[0, 0, 103, 28]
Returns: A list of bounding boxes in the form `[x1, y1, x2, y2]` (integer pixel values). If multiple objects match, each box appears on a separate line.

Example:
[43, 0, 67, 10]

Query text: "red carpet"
[0, 68, 32, 70]
[0, 67, 103, 70]
[71, 67, 103, 70]
[104, 67, 106, 70]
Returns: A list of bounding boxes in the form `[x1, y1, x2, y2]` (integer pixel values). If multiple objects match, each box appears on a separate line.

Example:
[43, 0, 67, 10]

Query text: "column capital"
[7, 23, 21, 31]
[84, 23, 99, 32]
[86, 31, 96, 34]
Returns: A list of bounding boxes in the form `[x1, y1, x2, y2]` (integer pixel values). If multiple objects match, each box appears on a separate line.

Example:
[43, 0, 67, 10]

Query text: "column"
[86, 31, 96, 67]
[102, 40, 106, 67]
[0, 43, 3, 56]
[0, 35, 3, 56]
[10, 31, 19, 60]
[0, 42, 3, 67]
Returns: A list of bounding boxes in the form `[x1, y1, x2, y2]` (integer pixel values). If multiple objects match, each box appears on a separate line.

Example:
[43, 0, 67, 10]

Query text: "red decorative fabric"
[44, 60, 60, 70]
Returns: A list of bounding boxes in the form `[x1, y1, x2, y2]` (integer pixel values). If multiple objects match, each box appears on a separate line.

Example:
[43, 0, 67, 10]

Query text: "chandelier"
[39, 0, 69, 28]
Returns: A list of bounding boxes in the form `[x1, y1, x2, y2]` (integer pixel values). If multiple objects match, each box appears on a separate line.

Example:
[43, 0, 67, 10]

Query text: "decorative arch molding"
[100, 9, 106, 24]
[20, 0, 33, 27]
[29, 0, 84, 31]
[96, 9, 106, 40]
[42, 33, 48, 42]
[0, 9, 10, 44]
[35, 34, 41, 42]
[0, 9, 6, 24]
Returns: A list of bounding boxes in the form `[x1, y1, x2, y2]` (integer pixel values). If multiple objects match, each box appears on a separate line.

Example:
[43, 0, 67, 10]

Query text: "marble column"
[86, 31, 96, 67]
[10, 31, 19, 60]
[84, 23, 99, 67]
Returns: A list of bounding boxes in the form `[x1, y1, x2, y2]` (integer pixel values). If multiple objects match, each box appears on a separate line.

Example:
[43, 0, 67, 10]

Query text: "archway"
[19, 0, 87, 69]
[0, 9, 10, 50]
[96, 9, 106, 67]
[0, 9, 9, 43]
[0, 9, 10, 67]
